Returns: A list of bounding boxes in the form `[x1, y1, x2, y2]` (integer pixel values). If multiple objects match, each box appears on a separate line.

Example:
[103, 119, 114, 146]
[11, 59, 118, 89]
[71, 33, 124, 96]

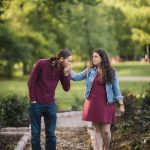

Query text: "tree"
[0, 0, 10, 22]
[0, 25, 25, 78]
[104, 0, 150, 59]
[1, 0, 54, 74]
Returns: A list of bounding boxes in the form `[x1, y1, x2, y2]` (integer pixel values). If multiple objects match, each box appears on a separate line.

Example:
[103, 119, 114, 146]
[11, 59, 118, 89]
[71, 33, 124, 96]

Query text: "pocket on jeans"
[30, 103, 41, 110]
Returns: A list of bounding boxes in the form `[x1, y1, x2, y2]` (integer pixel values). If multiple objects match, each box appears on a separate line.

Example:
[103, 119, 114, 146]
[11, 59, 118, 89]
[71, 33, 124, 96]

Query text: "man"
[28, 49, 72, 150]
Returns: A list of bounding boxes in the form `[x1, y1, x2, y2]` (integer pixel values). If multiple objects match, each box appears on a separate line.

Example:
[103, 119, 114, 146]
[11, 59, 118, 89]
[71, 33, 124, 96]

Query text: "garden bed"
[25, 127, 92, 150]
[0, 134, 22, 150]
[110, 115, 150, 150]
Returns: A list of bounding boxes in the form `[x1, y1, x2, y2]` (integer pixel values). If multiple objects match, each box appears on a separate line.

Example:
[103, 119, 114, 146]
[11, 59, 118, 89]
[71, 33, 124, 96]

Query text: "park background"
[0, 0, 150, 150]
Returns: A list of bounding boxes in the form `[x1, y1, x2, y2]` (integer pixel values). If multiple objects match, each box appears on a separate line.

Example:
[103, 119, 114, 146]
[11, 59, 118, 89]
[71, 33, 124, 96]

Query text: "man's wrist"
[64, 73, 69, 76]
[31, 100, 36, 103]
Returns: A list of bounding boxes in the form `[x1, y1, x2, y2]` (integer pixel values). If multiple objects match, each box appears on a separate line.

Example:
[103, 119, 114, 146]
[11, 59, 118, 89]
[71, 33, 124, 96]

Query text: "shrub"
[0, 94, 29, 127]
[122, 90, 137, 118]
[112, 87, 150, 150]
[141, 83, 150, 109]
[71, 96, 84, 111]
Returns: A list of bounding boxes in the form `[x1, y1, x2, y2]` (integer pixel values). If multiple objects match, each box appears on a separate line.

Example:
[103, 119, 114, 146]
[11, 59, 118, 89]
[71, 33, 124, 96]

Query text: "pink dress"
[82, 73, 116, 124]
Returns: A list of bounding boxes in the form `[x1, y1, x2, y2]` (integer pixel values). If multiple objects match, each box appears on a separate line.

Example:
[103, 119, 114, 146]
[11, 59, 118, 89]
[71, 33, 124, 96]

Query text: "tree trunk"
[22, 62, 29, 75]
[4, 62, 14, 78]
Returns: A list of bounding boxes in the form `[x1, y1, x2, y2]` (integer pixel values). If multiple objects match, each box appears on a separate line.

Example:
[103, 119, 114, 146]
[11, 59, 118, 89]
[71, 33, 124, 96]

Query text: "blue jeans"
[30, 103, 57, 150]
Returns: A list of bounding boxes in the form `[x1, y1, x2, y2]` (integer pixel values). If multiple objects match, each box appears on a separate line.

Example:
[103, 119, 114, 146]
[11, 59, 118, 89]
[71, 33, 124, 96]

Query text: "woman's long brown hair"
[90, 48, 115, 83]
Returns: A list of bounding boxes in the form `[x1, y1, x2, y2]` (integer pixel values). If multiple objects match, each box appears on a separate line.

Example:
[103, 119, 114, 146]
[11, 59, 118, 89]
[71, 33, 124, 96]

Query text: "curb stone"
[14, 132, 31, 150]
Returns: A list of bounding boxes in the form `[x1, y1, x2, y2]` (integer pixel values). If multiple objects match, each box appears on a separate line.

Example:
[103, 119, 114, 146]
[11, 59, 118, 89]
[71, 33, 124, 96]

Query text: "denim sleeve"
[112, 71, 124, 101]
[71, 69, 87, 81]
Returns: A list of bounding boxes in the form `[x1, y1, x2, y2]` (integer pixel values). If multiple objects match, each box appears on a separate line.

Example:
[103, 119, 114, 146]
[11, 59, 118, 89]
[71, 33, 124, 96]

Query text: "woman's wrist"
[119, 103, 124, 107]
[118, 100, 124, 106]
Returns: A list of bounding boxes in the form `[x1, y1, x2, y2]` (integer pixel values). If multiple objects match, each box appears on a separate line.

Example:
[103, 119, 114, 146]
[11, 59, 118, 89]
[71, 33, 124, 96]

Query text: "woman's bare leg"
[93, 123, 104, 150]
[100, 124, 111, 150]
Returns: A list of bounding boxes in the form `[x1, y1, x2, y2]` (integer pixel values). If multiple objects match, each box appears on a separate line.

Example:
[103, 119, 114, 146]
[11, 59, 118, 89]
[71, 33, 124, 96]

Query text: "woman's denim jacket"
[71, 67, 124, 104]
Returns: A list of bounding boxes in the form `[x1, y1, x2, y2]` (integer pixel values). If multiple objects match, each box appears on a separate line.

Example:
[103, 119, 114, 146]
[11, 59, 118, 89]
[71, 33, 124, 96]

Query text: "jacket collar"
[90, 67, 97, 74]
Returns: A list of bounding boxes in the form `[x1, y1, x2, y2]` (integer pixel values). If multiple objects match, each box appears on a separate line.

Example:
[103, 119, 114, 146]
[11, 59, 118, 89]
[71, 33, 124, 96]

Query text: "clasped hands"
[64, 65, 72, 76]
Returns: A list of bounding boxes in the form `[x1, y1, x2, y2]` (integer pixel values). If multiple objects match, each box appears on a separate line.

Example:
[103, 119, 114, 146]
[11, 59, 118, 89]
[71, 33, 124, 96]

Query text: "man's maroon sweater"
[28, 59, 70, 104]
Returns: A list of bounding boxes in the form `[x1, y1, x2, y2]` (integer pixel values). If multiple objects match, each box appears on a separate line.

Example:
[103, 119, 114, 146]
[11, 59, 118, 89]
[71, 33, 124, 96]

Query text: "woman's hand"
[118, 104, 125, 113]
[64, 65, 71, 76]
[117, 100, 125, 114]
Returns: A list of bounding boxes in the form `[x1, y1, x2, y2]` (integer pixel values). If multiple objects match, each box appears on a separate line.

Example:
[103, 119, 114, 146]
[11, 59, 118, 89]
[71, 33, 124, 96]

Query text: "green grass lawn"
[113, 62, 150, 76]
[0, 78, 149, 111]
[72, 61, 150, 76]
[56, 80, 149, 110]
[0, 61, 149, 110]
[12, 61, 150, 77]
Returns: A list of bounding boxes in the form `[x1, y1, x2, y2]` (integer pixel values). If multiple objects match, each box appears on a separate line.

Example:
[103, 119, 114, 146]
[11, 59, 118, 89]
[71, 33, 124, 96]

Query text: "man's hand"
[64, 65, 71, 76]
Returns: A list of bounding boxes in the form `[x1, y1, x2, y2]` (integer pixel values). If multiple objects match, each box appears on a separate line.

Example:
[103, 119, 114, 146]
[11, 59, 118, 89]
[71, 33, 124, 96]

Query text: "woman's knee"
[102, 130, 111, 136]
[101, 124, 111, 136]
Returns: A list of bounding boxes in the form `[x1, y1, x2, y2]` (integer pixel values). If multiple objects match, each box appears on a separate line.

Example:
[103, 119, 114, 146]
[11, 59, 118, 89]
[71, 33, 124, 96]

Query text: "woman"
[71, 48, 125, 150]
[28, 49, 72, 150]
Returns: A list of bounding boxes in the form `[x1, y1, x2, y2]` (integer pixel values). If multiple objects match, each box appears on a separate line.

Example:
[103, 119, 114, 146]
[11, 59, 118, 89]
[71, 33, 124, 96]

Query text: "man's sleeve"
[27, 60, 41, 102]
[60, 72, 71, 92]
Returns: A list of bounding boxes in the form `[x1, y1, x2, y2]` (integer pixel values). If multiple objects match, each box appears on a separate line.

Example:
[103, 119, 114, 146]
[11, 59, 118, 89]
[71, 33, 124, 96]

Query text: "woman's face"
[60, 56, 72, 67]
[92, 52, 101, 66]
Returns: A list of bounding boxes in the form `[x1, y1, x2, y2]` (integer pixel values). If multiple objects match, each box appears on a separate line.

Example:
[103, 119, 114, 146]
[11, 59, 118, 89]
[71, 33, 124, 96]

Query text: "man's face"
[60, 56, 72, 68]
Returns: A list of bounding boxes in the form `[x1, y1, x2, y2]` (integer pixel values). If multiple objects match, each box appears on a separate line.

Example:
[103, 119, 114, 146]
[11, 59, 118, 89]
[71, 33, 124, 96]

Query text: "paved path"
[119, 76, 150, 81]
[56, 115, 87, 128]
[41, 111, 87, 129]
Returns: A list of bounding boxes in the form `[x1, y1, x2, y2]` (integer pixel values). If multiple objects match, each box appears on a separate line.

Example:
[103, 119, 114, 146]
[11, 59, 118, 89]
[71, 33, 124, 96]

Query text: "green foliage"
[71, 96, 84, 111]
[114, 62, 150, 76]
[0, 94, 29, 127]
[122, 90, 137, 118]
[66, 3, 119, 60]
[0, 0, 10, 22]
[0, 25, 24, 78]
[141, 83, 150, 109]
[111, 86, 150, 150]
[0, 0, 150, 77]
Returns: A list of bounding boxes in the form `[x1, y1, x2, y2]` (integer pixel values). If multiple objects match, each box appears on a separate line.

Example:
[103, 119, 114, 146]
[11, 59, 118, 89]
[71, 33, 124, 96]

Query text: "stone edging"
[14, 132, 31, 150]
[0, 132, 25, 135]
[0, 127, 30, 150]
[1, 127, 29, 132]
